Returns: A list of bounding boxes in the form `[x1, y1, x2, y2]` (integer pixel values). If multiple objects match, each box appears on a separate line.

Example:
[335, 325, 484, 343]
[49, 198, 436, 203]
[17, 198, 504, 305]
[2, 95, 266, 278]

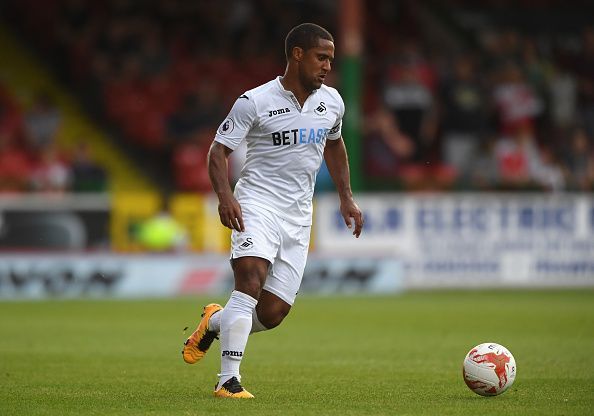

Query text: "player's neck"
[280, 73, 312, 108]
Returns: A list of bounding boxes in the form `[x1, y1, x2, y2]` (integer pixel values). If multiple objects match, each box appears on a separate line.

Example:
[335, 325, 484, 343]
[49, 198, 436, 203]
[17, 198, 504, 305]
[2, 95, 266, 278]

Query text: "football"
[462, 342, 516, 396]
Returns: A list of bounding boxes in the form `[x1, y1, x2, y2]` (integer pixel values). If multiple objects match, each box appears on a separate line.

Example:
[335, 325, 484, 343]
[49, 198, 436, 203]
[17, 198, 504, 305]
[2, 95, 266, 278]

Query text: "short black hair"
[285, 23, 334, 61]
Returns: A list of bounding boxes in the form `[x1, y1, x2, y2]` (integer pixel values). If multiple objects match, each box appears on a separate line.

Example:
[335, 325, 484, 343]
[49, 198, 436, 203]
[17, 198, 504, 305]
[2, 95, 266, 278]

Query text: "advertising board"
[315, 193, 594, 287]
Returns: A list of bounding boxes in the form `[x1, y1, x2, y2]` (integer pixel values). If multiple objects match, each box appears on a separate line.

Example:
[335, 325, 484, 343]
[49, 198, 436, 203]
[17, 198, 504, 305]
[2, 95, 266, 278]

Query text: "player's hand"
[217, 193, 245, 232]
[340, 198, 363, 238]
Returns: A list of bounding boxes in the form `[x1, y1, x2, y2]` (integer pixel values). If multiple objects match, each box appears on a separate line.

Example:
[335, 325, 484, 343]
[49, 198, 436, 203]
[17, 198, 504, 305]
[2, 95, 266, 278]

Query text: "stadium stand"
[363, 0, 594, 191]
[1, 0, 305, 191]
[1, 0, 593, 192]
[0, 21, 153, 192]
[0, 80, 74, 193]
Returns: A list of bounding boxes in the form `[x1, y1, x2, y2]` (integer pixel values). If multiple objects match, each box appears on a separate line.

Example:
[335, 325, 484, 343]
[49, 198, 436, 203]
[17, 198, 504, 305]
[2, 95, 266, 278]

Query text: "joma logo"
[222, 350, 243, 357]
[269, 108, 290, 117]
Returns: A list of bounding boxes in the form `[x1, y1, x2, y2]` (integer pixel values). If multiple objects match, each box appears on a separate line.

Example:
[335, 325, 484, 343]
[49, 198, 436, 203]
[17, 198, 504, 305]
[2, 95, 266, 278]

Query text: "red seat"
[144, 75, 179, 116]
[123, 108, 166, 149]
[104, 82, 148, 122]
[0, 147, 33, 191]
[173, 142, 210, 192]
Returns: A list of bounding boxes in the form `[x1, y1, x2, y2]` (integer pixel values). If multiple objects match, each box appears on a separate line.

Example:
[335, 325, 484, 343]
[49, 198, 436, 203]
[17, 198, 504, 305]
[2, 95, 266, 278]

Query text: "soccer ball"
[462, 342, 516, 396]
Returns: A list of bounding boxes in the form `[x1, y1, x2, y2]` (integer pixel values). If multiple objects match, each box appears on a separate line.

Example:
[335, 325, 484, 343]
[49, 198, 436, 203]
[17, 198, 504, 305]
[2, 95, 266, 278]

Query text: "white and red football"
[462, 342, 516, 396]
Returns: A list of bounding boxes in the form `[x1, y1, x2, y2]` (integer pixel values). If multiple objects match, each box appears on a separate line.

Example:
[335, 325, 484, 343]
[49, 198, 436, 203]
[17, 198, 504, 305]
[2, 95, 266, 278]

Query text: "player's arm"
[209, 93, 255, 232]
[207, 142, 244, 232]
[324, 137, 363, 238]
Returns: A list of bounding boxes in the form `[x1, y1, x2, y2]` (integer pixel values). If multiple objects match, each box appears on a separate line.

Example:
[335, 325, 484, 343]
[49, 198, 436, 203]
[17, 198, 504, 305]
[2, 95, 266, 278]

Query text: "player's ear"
[293, 46, 304, 62]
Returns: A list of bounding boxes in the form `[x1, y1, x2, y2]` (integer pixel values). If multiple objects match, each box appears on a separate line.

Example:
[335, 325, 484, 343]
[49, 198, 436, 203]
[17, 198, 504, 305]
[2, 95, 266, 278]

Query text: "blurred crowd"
[2, 0, 593, 192]
[0, 85, 106, 192]
[361, 1, 594, 191]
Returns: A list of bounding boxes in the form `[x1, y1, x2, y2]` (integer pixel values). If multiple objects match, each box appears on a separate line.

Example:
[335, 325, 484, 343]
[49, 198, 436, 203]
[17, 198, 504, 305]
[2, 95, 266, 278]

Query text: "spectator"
[30, 146, 72, 193]
[573, 26, 594, 139]
[439, 53, 489, 181]
[532, 144, 566, 192]
[70, 142, 108, 192]
[493, 123, 544, 190]
[548, 64, 577, 131]
[24, 92, 62, 152]
[469, 135, 500, 190]
[382, 41, 437, 162]
[521, 38, 552, 108]
[492, 61, 543, 136]
[564, 127, 594, 190]
[363, 106, 414, 183]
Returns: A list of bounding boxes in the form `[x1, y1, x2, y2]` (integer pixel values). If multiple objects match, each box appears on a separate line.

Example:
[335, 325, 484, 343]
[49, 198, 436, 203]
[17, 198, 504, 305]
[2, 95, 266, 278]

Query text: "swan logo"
[314, 102, 327, 115]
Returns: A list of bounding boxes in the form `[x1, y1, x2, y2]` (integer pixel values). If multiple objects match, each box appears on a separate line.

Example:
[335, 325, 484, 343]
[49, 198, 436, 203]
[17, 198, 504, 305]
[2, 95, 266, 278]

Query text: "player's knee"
[235, 273, 263, 299]
[259, 304, 290, 329]
[232, 258, 268, 298]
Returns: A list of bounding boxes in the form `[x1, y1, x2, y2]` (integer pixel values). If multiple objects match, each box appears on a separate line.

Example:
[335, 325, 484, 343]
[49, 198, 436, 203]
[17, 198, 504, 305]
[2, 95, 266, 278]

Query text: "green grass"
[1, 290, 593, 415]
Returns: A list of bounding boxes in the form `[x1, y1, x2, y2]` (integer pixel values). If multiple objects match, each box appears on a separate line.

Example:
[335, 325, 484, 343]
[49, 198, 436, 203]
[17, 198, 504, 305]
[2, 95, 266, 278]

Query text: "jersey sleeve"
[214, 95, 256, 150]
[327, 91, 345, 141]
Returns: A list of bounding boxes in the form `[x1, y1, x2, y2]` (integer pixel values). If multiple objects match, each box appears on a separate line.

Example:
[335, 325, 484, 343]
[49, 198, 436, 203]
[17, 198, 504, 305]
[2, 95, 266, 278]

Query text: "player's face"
[298, 39, 335, 91]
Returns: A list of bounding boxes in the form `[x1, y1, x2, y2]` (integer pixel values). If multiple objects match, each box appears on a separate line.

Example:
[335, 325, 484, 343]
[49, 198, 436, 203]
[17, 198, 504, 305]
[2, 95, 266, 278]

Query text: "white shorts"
[230, 203, 311, 305]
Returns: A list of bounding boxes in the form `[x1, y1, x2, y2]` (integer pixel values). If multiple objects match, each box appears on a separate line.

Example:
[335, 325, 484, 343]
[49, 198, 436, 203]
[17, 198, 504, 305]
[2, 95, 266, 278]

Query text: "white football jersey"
[214, 76, 345, 226]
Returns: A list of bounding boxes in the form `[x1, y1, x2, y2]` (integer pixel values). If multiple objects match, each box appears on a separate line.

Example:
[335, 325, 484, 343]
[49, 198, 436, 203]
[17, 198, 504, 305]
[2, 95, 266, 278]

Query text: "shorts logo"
[314, 102, 327, 115]
[218, 118, 234, 135]
[239, 237, 253, 249]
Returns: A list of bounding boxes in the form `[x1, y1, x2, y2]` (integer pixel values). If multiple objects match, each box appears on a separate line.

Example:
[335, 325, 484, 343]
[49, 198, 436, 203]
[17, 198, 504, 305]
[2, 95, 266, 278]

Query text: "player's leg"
[252, 289, 292, 331]
[214, 256, 268, 398]
[182, 257, 268, 364]
[204, 289, 289, 336]
[252, 219, 311, 331]
[215, 219, 309, 398]
[214, 204, 280, 398]
[200, 299, 269, 335]
[182, 204, 279, 368]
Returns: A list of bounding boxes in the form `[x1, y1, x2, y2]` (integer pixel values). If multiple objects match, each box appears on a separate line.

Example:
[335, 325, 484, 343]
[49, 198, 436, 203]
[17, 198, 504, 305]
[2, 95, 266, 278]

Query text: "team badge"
[218, 118, 235, 135]
[239, 237, 253, 249]
[314, 102, 327, 116]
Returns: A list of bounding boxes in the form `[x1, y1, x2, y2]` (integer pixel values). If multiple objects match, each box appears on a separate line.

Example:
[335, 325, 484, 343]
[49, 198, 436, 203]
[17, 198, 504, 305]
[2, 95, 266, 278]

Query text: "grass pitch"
[1, 290, 593, 415]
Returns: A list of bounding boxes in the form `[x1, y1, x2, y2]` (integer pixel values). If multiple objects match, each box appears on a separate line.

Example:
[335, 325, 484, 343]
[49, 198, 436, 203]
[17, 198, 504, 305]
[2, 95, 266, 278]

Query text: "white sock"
[217, 290, 257, 390]
[250, 309, 268, 334]
[208, 310, 222, 333]
[209, 307, 268, 335]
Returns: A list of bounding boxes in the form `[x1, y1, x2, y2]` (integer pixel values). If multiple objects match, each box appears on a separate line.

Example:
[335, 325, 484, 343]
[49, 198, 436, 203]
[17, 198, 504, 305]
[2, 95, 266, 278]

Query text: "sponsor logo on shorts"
[222, 350, 243, 357]
[239, 237, 253, 249]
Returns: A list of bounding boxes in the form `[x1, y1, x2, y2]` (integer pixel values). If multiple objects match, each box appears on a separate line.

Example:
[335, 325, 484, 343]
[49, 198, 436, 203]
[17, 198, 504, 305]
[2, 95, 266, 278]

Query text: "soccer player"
[182, 22, 364, 399]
